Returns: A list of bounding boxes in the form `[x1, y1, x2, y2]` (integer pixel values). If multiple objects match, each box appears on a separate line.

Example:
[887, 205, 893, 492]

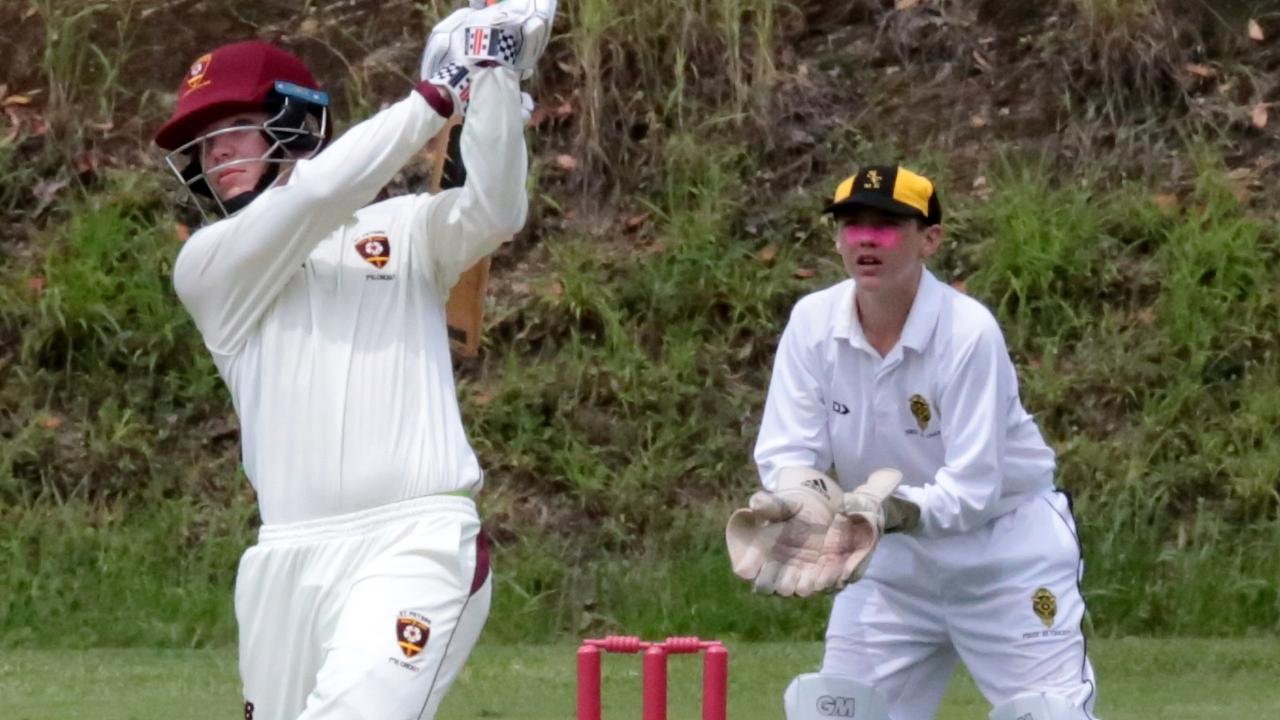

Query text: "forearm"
[418, 68, 528, 288]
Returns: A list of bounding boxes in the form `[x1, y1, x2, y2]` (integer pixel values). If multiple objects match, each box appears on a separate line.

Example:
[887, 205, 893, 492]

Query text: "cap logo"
[864, 170, 883, 189]
[356, 233, 391, 268]
[186, 53, 213, 93]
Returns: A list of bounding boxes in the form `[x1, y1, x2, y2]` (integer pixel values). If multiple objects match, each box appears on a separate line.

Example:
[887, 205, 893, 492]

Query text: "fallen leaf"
[1028, 356, 1042, 370]
[549, 280, 564, 297]
[1228, 181, 1251, 205]
[969, 114, 988, 128]
[473, 391, 493, 407]
[1135, 308, 1156, 326]
[1248, 18, 1264, 42]
[1152, 193, 1178, 213]
[793, 267, 816, 279]
[972, 175, 988, 189]
[39, 414, 64, 430]
[894, 0, 922, 9]
[950, 279, 967, 294]
[1251, 103, 1268, 129]
[2, 94, 33, 106]
[1227, 167, 1254, 181]
[26, 276, 46, 294]
[1184, 63, 1214, 78]
[175, 222, 191, 242]
[758, 243, 779, 264]
[647, 240, 666, 254]
[553, 154, 579, 172]
[623, 212, 650, 232]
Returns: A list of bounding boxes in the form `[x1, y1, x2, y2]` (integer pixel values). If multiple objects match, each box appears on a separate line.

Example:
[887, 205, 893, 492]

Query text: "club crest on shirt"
[356, 233, 391, 268]
[396, 610, 431, 658]
[1032, 587, 1057, 628]
[908, 394, 932, 432]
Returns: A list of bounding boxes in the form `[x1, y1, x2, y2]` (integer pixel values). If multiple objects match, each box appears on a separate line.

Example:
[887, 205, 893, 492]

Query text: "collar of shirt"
[833, 267, 943, 361]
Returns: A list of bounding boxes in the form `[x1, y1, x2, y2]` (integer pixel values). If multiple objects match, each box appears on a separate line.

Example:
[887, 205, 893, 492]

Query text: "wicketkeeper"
[727, 166, 1100, 720]
[152, 2, 555, 718]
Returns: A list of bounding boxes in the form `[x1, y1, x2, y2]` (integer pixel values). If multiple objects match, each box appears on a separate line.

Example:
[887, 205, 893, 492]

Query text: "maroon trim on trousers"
[470, 527, 490, 596]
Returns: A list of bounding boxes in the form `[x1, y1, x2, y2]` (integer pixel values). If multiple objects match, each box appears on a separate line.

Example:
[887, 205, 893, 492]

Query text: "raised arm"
[411, 67, 528, 293]
[174, 89, 450, 354]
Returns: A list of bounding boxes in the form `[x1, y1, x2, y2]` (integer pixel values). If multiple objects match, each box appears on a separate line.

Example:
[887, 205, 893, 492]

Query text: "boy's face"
[833, 207, 942, 291]
[196, 111, 272, 201]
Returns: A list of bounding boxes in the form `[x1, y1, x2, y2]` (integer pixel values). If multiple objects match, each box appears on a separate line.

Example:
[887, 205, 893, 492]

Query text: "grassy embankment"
[1, 0, 1278, 648]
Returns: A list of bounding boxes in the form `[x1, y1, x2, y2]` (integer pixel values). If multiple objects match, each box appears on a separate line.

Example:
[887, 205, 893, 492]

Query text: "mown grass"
[5, 639, 1280, 719]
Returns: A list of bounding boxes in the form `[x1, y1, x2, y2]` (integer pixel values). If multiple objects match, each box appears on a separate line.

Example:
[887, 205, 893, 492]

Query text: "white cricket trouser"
[822, 490, 1098, 720]
[235, 494, 491, 720]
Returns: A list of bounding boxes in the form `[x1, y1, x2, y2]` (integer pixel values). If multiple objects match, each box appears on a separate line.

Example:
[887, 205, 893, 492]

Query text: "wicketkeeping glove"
[725, 468, 843, 598]
[813, 468, 913, 591]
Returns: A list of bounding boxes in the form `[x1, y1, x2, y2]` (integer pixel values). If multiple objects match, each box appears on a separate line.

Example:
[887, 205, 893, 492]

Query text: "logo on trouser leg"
[396, 611, 432, 658]
[1032, 587, 1057, 628]
[243, 700, 254, 720]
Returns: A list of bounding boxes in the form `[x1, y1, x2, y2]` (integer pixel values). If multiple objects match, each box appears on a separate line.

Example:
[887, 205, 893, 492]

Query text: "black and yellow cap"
[823, 165, 942, 226]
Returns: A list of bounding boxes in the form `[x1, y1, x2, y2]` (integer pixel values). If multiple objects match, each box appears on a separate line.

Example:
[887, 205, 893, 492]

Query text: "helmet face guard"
[161, 69, 330, 220]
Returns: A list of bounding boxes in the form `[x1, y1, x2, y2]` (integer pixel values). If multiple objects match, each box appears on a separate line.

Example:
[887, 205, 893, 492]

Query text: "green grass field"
[3, 638, 1277, 719]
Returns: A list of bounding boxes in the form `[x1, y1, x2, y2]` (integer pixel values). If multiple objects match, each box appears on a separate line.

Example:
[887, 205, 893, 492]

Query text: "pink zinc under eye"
[842, 225, 902, 249]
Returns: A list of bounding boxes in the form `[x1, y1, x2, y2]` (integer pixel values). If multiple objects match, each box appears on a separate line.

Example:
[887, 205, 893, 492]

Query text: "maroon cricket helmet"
[155, 40, 322, 151]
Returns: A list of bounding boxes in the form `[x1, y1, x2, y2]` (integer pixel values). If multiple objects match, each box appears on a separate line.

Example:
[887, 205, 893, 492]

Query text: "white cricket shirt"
[754, 269, 1056, 536]
[174, 69, 527, 525]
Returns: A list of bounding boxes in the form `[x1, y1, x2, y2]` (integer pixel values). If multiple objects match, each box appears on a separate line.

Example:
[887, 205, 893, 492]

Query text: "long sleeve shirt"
[754, 269, 1055, 536]
[174, 68, 527, 525]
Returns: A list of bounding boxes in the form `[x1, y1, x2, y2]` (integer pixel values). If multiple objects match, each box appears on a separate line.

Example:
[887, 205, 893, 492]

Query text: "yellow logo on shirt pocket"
[908, 393, 932, 432]
[1032, 587, 1057, 628]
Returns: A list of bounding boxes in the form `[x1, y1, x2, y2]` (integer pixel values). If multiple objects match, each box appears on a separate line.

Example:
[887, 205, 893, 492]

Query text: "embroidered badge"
[909, 394, 931, 432]
[186, 53, 213, 93]
[1032, 587, 1057, 628]
[396, 611, 431, 658]
[356, 233, 391, 268]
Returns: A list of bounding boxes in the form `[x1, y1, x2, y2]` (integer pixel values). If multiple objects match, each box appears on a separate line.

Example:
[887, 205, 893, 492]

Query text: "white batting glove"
[421, 0, 557, 80]
[814, 469, 913, 591]
[726, 468, 843, 598]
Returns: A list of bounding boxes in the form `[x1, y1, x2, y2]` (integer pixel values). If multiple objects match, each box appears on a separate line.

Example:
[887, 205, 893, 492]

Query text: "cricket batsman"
[727, 166, 1100, 719]
[152, 2, 554, 717]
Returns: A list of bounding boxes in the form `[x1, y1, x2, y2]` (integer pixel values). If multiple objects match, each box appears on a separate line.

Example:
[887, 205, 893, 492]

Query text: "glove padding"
[814, 468, 908, 591]
[420, 0, 557, 82]
[726, 468, 843, 598]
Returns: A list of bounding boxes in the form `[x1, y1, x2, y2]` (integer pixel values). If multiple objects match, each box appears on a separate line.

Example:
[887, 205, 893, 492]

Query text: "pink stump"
[642, 645, 668, 720]
[577, 644, 602, 720]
